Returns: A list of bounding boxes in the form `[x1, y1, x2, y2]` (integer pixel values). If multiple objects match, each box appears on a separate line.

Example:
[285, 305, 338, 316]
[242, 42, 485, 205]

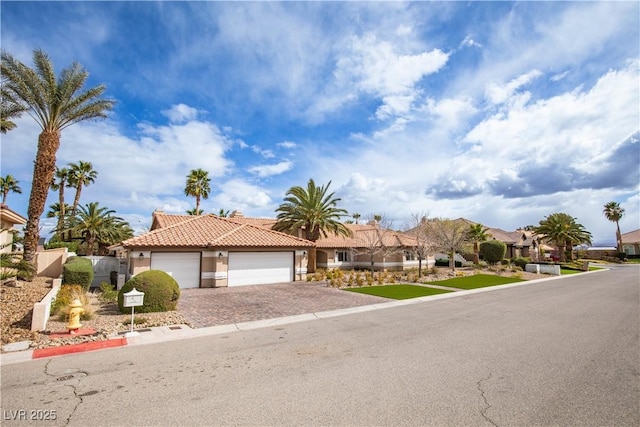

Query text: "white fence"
[82, 256, 127, 287]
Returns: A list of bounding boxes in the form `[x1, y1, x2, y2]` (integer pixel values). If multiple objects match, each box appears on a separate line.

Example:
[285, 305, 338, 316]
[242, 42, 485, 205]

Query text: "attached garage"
[151, 252, 200, 288]
[228, 252, 293, 286]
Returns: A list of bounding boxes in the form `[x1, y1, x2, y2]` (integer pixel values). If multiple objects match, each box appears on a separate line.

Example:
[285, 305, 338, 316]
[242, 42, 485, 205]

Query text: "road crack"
[477, 372, 498, 427]
[43, 362, 87, 426]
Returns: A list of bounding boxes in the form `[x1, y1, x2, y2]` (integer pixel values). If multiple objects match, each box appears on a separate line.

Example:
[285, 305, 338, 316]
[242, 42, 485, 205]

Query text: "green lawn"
[560, 268, 583, 275]
[344, 284, 452, 300]
[426, 274, 525, 290]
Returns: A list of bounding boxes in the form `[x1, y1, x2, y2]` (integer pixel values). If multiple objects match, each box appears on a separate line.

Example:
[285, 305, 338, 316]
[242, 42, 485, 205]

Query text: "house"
[621, 229, 640, 257]
[314, 222, 424, 271]
[485, 227, 540, 260]
[112, 211, 314, 288]
[0, 204, 27, 254]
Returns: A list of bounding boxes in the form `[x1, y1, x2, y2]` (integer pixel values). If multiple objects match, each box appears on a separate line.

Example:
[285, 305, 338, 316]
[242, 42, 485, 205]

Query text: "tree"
[351, 215, 399, 274]
[603, 201, 625, 254]
[46, 202, 72, 232]
[62, 202, 127, 256]
[184, 168, 211, 216]
[0, 174, 21, 204]
[0, 87, 26, 133]
[50, 166, 70, 238]
[1, 49, 114, 271]
[468, 223, 491, 265]
[68, 161, 98, 216]
[426, 218, 470, 271]
[218, 208, 230, 217]
[479, 240, 506, 264]
[352, 213, 361, 224]
[533, 213, 592, 263]
[186, 207, 204, 215]
[405, 213, 438, 278]
[274, 179, 352, 273]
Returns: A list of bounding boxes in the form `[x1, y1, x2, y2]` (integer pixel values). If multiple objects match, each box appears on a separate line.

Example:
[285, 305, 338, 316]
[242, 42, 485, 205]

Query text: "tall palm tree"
[603, 201, 625, 254]
[468, 223, 491, 265]
[533, 213, 592, 263]
[274, 179, 352, 273]
[63, 202, 124, 256]
[46, 202, 72, 237]
[352, 213, 361, 224]
[218, 208, 230, 217]
[186, 207, 204, 215]
[0, 175, 21, 204]
[68, 161, 98, 216]
[0, 87, 26, 133]
[1, 49, 114, 270]
[184, 168, 211, 215]
[50, 166, 70, 238]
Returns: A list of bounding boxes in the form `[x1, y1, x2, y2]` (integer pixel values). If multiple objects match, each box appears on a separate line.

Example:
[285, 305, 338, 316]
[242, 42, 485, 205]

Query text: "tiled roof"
[0, 204, 27, 225]
[226, 216, 278, 229]
[621, 229, 640, 244]
[151, 212, 192, 230]
[119, 214, 314, 248]
[316, 223, 417, 249]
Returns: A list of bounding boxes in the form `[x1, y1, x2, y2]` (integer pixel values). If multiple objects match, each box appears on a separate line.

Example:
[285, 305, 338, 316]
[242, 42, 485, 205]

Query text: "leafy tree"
[50, 166, 70, 238]
[0, 87, 26, 133]
[352, 213, 361, 224]
[184, 168, 211, 216]
[1, 49, 114, 271]
[425, 218, 470, 271]
[0, 174, 21, 204]
[68, 161, 98, 216]
[468, 223, 491, 265]
[274, 179, 352, 273]
[61, 202, 128, 256]
[603, 201, 625, 253]
[479, 240, 506, 264]
[533, 213, 592, 263]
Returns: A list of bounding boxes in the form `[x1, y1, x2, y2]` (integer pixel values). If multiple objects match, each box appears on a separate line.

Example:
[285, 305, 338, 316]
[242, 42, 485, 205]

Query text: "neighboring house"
[314, 222, 424, 271]
[0, 204, 27, 254]
[485, 227, 540, 260]
[111, 211, 314, 288]
[621, 229, 640, 257]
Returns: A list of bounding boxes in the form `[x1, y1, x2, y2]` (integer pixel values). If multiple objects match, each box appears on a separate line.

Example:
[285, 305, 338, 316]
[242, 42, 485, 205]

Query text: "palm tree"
[468, 223, 491, 265]
[533, 213, 592, 263]
[0, 87, 26, 133]
[186, 207, 204, 215]
[1, 49, 114, 270]
[184, 168, 211, 215]
[603, 201, 625, 254]
[62, 202, 125, 256]
[0, 175, 21, 204]
[68, 161, 98, 216]
[274, 179, 352, 273]
[352, 213, 361, 224]
[218, 208, 230, 217]
[46, 202, 72, 237]
[50, 166, 70, 238]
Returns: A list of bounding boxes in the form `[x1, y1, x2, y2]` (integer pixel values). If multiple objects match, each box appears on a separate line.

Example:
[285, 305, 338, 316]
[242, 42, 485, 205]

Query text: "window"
[623, 245, 635, 255]
[405, 251, 417, 261]
[337, 251, 351, 262]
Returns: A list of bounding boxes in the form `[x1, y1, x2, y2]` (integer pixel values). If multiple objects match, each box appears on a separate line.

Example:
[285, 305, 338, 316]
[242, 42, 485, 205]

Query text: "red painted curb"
[32, 338, 128, 359]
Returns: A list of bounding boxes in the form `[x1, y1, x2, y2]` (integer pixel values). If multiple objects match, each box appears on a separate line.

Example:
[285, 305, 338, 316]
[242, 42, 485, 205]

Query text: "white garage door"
[228, 252, 293, 286]
[151, 252, 200, 289]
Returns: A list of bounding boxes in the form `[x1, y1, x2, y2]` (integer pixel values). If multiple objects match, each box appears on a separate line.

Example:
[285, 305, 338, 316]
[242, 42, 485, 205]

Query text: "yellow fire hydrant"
[67, 299, 84, 333]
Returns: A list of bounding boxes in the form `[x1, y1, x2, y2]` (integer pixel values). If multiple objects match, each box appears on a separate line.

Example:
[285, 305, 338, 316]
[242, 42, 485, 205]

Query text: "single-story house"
[621, 229, 640, 257]
[0, 204, 27, 254]
[314, 222, 425, 271]
[112, 211, 314, 288]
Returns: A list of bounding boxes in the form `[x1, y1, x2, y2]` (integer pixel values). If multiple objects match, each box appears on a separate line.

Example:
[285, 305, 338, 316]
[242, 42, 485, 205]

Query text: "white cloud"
[213, 179, 272, 211]
[460, 35, 482, 49]
[485, 69, 543, 105]
[248, 161, 293, 177]
[161, 104, 200, 123]
[277, 140, 297, 149]
[550, 70, 570, 82]
[251, 145, 275, 159]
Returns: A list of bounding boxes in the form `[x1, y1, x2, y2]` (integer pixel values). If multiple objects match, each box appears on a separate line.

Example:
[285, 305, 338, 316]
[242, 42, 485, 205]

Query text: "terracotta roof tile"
[315, 224, 417, 248]
[120, 214, 314, 248]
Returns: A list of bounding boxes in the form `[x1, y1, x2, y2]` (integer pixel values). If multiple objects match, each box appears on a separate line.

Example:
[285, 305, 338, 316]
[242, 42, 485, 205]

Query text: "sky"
[1, 1, 638, 245]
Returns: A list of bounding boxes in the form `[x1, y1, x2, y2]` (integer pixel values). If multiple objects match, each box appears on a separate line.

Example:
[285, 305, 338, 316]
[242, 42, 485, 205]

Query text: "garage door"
[228, 252, 293, 286]
[151, 252, 200, 288]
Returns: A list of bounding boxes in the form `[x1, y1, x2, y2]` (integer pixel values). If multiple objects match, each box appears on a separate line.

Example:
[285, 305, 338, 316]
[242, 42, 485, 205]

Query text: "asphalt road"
[2, 265, 638, 426]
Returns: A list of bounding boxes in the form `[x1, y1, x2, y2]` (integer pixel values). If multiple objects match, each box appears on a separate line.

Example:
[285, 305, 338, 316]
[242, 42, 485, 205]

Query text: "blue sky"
[1, 1, 638, 244]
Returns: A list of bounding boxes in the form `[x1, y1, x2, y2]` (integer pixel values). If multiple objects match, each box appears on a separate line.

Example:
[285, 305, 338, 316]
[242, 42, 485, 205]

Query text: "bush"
[118, 270, 180, 313]
[62, 257, 94, 290]
[51, 284, 93, 320]
[435, 258, 462, 268]
[44, 240, 80, 253]
[512, 257, 531, 269]
[98, 282, 119, 303]
[479, 240, 507, 264]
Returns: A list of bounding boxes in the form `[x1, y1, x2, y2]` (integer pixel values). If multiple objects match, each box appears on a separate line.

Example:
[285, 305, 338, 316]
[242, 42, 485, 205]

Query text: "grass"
[425, 274, 525, 290]
[345, 284, 452, 300]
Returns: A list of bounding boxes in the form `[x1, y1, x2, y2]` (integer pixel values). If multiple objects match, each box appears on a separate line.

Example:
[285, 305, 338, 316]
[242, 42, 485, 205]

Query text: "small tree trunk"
[418, 258, 423, 278]
[449, 250, 456, 271]
[307, 246, 317, 273]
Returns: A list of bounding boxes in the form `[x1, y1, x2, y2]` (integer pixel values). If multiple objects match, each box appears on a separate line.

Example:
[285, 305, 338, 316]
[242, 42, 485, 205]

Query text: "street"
[2, 265, 639, 426]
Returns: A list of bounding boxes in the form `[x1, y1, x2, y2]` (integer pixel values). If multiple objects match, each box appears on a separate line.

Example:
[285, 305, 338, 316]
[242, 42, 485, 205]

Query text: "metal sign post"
[123, 288, 144, 337]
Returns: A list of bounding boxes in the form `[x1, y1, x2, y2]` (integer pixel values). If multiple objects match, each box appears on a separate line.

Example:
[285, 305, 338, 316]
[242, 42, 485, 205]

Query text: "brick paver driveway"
[177, 281, 388, 328]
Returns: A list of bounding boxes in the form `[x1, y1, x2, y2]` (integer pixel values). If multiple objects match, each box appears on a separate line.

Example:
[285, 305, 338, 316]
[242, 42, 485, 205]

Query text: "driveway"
[177, 281, 388, 328]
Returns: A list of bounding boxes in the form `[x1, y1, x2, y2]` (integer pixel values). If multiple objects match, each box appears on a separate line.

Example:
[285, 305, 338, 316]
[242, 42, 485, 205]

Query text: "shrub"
[479, 240, 507, 264]
[435, 258, 462, 268]
[52, 284, 93, 320]
[98, 282, 119, 303]
[512, 257, 530, 269]
[62, 257, 94, 290]
[118, 270, 180, 313]
[44, 240, 80, 253]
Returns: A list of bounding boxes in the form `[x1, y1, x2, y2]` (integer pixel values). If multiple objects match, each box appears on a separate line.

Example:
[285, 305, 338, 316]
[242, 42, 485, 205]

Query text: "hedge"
[62, 257, 94, 290]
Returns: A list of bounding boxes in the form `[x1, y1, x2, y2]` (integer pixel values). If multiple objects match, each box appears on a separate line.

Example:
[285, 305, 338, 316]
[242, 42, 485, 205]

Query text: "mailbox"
[123, 288, 144, 308]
